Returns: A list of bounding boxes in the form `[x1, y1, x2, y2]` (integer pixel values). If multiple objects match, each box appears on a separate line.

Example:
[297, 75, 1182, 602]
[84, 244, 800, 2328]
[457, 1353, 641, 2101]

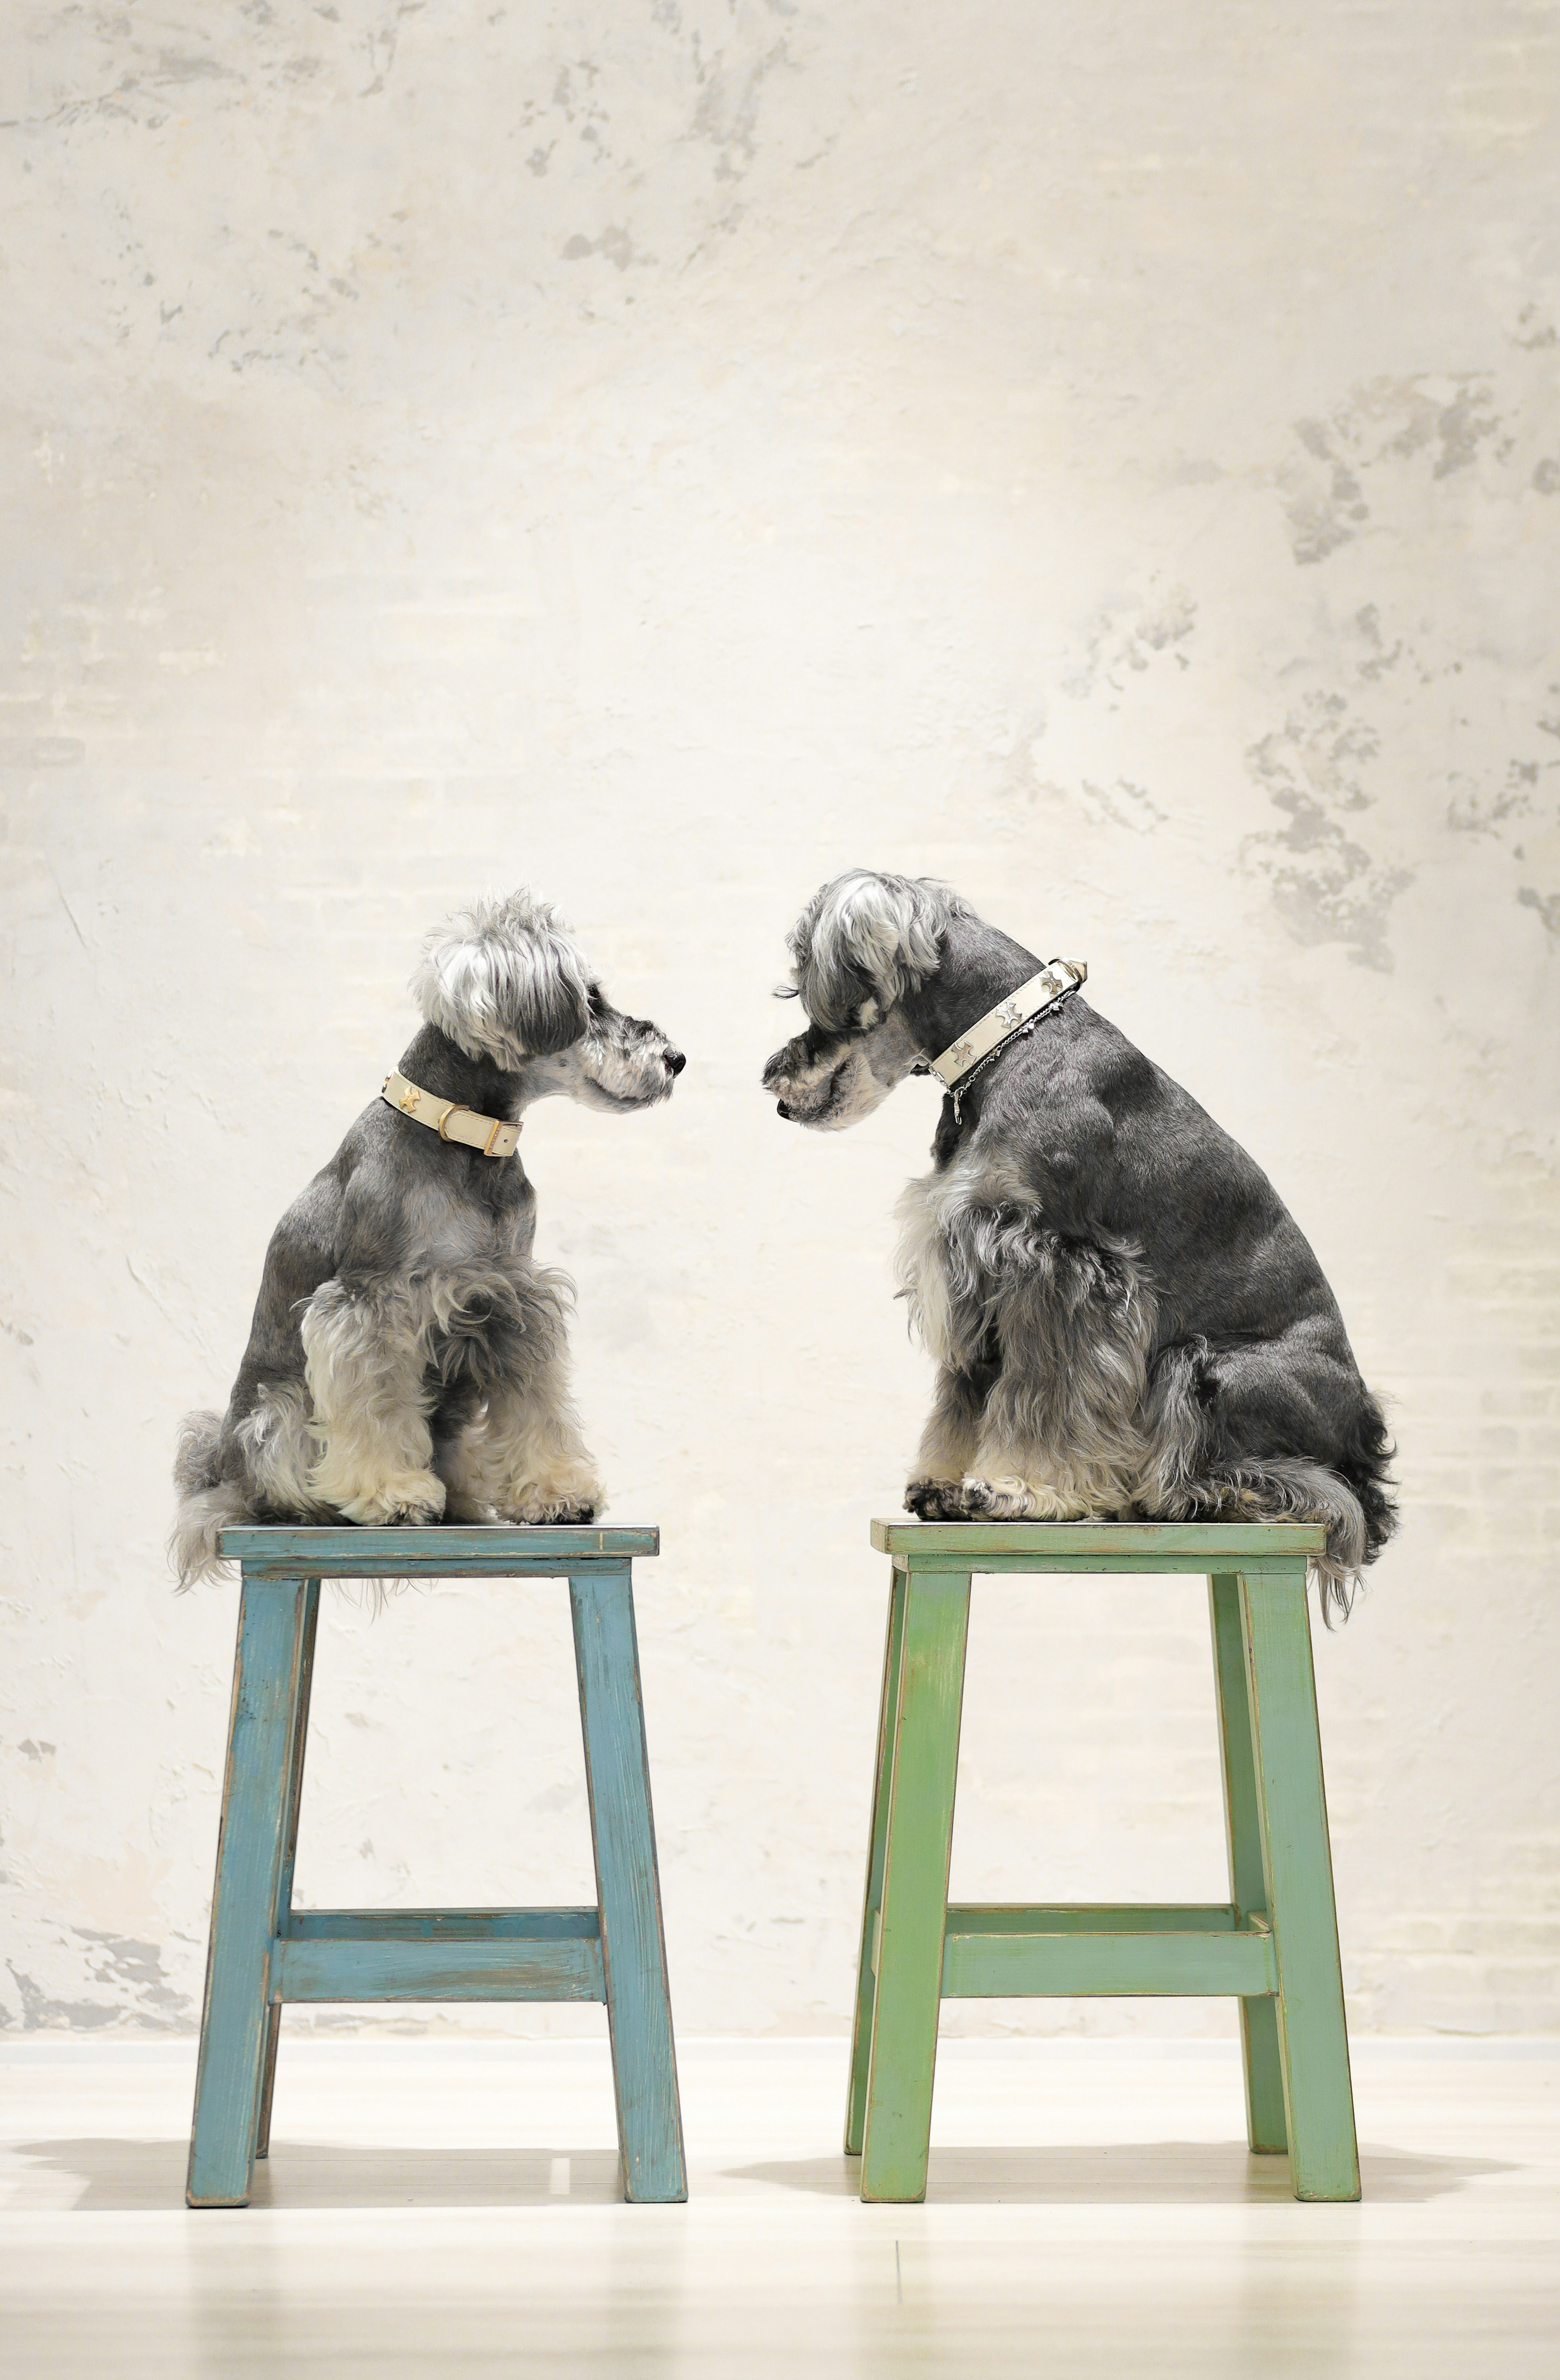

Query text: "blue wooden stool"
[847, 1520, 1359, 2204]
[187, 1525, 686, 2207]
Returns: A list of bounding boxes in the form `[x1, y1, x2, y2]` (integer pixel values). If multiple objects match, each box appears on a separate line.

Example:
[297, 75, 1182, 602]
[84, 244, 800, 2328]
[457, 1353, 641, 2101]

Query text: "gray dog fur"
[171, 890, 683, 1585]
[762, 870, 1395, 1615]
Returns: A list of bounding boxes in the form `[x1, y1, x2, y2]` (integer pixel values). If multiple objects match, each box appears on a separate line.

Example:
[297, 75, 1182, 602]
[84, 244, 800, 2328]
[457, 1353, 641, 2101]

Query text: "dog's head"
[537, 983, 686, 1112]
[761, 870, 965, 1129]
[412, 890, 683, 1109]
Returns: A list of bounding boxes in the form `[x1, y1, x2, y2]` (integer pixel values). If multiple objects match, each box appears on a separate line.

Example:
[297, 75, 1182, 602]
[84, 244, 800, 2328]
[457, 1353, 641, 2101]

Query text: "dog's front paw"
[958, 1474, 1042, 1521]
[906, 1477, 968, 1521]
[500, 1480, 604, 1526]
[338, 1471, 448, 1527]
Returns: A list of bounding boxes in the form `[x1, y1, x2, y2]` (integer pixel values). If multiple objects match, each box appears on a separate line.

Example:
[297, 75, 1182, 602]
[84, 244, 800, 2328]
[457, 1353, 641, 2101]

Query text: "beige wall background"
[2, 2, 1557, 2042]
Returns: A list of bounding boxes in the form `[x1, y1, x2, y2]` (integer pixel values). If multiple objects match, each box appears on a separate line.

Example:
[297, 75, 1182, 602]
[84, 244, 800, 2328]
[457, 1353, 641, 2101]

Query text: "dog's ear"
[787, 870, 962, 1031]
[411, 890, 593, 1067]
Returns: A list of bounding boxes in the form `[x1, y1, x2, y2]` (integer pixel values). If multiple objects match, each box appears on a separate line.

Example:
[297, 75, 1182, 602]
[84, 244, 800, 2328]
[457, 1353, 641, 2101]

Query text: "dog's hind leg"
[300, 1278, 446, 1526]
[442, 1344, 604, 1527]
[1140, 1334, 1379, 1619]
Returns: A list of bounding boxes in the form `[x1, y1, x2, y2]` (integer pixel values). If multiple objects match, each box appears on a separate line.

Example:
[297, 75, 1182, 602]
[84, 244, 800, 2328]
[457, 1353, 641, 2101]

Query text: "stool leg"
[860, 1569, 971, 2204]
[188, 1575, 314, 2208]
[1209, 1573, 1287, 2155]
[845, 1567, 908, 2154]
[1240, 1567, 1361, 2202]
[254, 1578, 320, 2160]
[570, 1562, 687, 2204]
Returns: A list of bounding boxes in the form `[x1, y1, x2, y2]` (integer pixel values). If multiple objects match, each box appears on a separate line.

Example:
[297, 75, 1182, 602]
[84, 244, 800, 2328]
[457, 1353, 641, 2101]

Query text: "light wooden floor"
[2, 2035, 1556, 2375]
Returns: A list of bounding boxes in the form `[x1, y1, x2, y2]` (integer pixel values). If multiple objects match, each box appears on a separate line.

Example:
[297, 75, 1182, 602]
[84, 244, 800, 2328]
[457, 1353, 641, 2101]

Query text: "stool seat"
[187, 1526, 685, 2207]
[847, 1519, 1359, 2204]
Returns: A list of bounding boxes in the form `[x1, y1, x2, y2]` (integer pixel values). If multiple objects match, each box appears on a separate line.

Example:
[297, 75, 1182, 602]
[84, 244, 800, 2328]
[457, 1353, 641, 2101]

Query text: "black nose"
[668, 1050, 686, 1076]
[776, 1099, 792, 1120]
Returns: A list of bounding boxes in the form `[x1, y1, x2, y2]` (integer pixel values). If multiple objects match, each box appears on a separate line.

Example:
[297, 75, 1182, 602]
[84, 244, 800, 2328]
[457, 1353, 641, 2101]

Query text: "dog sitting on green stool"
[763, 869, 1394, 1616]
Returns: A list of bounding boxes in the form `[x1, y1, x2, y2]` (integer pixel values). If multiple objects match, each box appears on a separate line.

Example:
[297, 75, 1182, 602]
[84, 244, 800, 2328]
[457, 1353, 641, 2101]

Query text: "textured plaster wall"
[2, 2, 1558, 2041]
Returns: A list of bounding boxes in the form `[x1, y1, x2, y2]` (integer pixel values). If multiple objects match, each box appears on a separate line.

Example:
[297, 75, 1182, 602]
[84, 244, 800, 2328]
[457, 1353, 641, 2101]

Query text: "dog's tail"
[1144, 1349, 1396, 1624]
[1334, 1395, 1399, 1569]
[1217, 1394, 1398, 1623]
[170, 1410, 251, 1590]
[1183, 1456, 1374, 1625]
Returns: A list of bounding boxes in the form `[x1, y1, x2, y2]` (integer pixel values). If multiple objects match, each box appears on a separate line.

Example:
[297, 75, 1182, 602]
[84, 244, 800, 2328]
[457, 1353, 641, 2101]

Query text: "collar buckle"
[381, 1071, 520, 1159]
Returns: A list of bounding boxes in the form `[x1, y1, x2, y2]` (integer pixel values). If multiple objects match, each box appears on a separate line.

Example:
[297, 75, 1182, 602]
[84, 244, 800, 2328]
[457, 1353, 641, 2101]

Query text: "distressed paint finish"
[859, 1570, 971, 2204]
[254, 1576, 318, 2161]
[850, 1523, 1358, 2203]
[570, 1563, 689, 2204]
[271, 1933, 605, 2002]
[845, 1566, 909, 2157]
[187, 1578, 314, 2206]
[870, 1521, 1328, 1562]
[221, 1525, 659, 1576]
[944, 1901, 1257, 1933]
[1240, 1567, 1362, 2201]
[1210, 1572, 1289, 2154]
[187, 1534, 684, 2207]
[285, 1907, 602, 1941]
[941, 1918, 1279, 1997]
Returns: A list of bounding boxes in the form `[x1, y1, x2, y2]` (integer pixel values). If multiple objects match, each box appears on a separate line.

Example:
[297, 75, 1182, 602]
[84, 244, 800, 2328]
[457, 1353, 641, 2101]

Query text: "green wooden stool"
[846, 1520, 1359, 2204]
[187, 1525, 686, 2208]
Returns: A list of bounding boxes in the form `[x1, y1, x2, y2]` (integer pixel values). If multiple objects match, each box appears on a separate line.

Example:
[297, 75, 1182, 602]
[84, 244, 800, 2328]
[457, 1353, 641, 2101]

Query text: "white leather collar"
[928, 960, 1088, 1091]
[382, 1070, 521, 1158]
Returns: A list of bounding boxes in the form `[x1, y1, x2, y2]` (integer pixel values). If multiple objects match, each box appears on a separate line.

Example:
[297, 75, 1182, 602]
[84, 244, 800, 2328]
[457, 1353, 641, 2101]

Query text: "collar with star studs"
[927, 959, 1088, 1093]
[381, 1070, 521, 1158]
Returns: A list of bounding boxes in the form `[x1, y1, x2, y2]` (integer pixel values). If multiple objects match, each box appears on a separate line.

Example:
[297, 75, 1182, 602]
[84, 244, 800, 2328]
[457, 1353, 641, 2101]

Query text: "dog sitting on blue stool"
[172, 890, 683, 1584]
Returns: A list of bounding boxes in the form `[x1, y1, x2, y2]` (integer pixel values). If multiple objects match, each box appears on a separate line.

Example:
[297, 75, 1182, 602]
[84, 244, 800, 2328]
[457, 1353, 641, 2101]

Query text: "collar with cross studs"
[924, 958, 1087, 1119]
[382, 1070, 522, 1157]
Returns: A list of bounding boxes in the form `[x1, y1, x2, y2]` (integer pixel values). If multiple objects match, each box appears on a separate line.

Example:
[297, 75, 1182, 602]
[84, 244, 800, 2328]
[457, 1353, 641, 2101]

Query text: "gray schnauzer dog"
[763, 870, 1395, 1614]
[172, 890, 683, 1585]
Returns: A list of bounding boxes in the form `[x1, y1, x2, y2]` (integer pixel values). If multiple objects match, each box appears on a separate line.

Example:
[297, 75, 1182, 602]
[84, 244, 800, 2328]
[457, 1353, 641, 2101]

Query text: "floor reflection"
[726, 2139, 1510, 2205]
[13, 2138, 625, 2212]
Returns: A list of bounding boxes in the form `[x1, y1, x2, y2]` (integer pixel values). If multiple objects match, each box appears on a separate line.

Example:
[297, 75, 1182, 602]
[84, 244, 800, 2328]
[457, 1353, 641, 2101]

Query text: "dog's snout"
[776, 1099, 792, 1120]
[667, 1049, 686, 1076]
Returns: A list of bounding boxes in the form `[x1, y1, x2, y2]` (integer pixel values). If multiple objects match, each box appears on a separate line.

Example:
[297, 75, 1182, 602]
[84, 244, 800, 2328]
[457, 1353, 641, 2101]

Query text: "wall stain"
[1351, 604, 1406, 683]
[1278, 377, 1512, 566]
[1242, 691, 1411, 970]
[2, 1932, 195, 2031]
[4, 1969, 121, 2031]
[561, 225, 656, 271]
[1513, 304, 1557, 351]
[1061, 586, 1197, 701]
[74, 1931, 194, 2028]
[1447, 756, 1549, 838]
[1517, 888, 1560, 940]
[1447, 747, 1560, 937]
[690, 38, 793, 182]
